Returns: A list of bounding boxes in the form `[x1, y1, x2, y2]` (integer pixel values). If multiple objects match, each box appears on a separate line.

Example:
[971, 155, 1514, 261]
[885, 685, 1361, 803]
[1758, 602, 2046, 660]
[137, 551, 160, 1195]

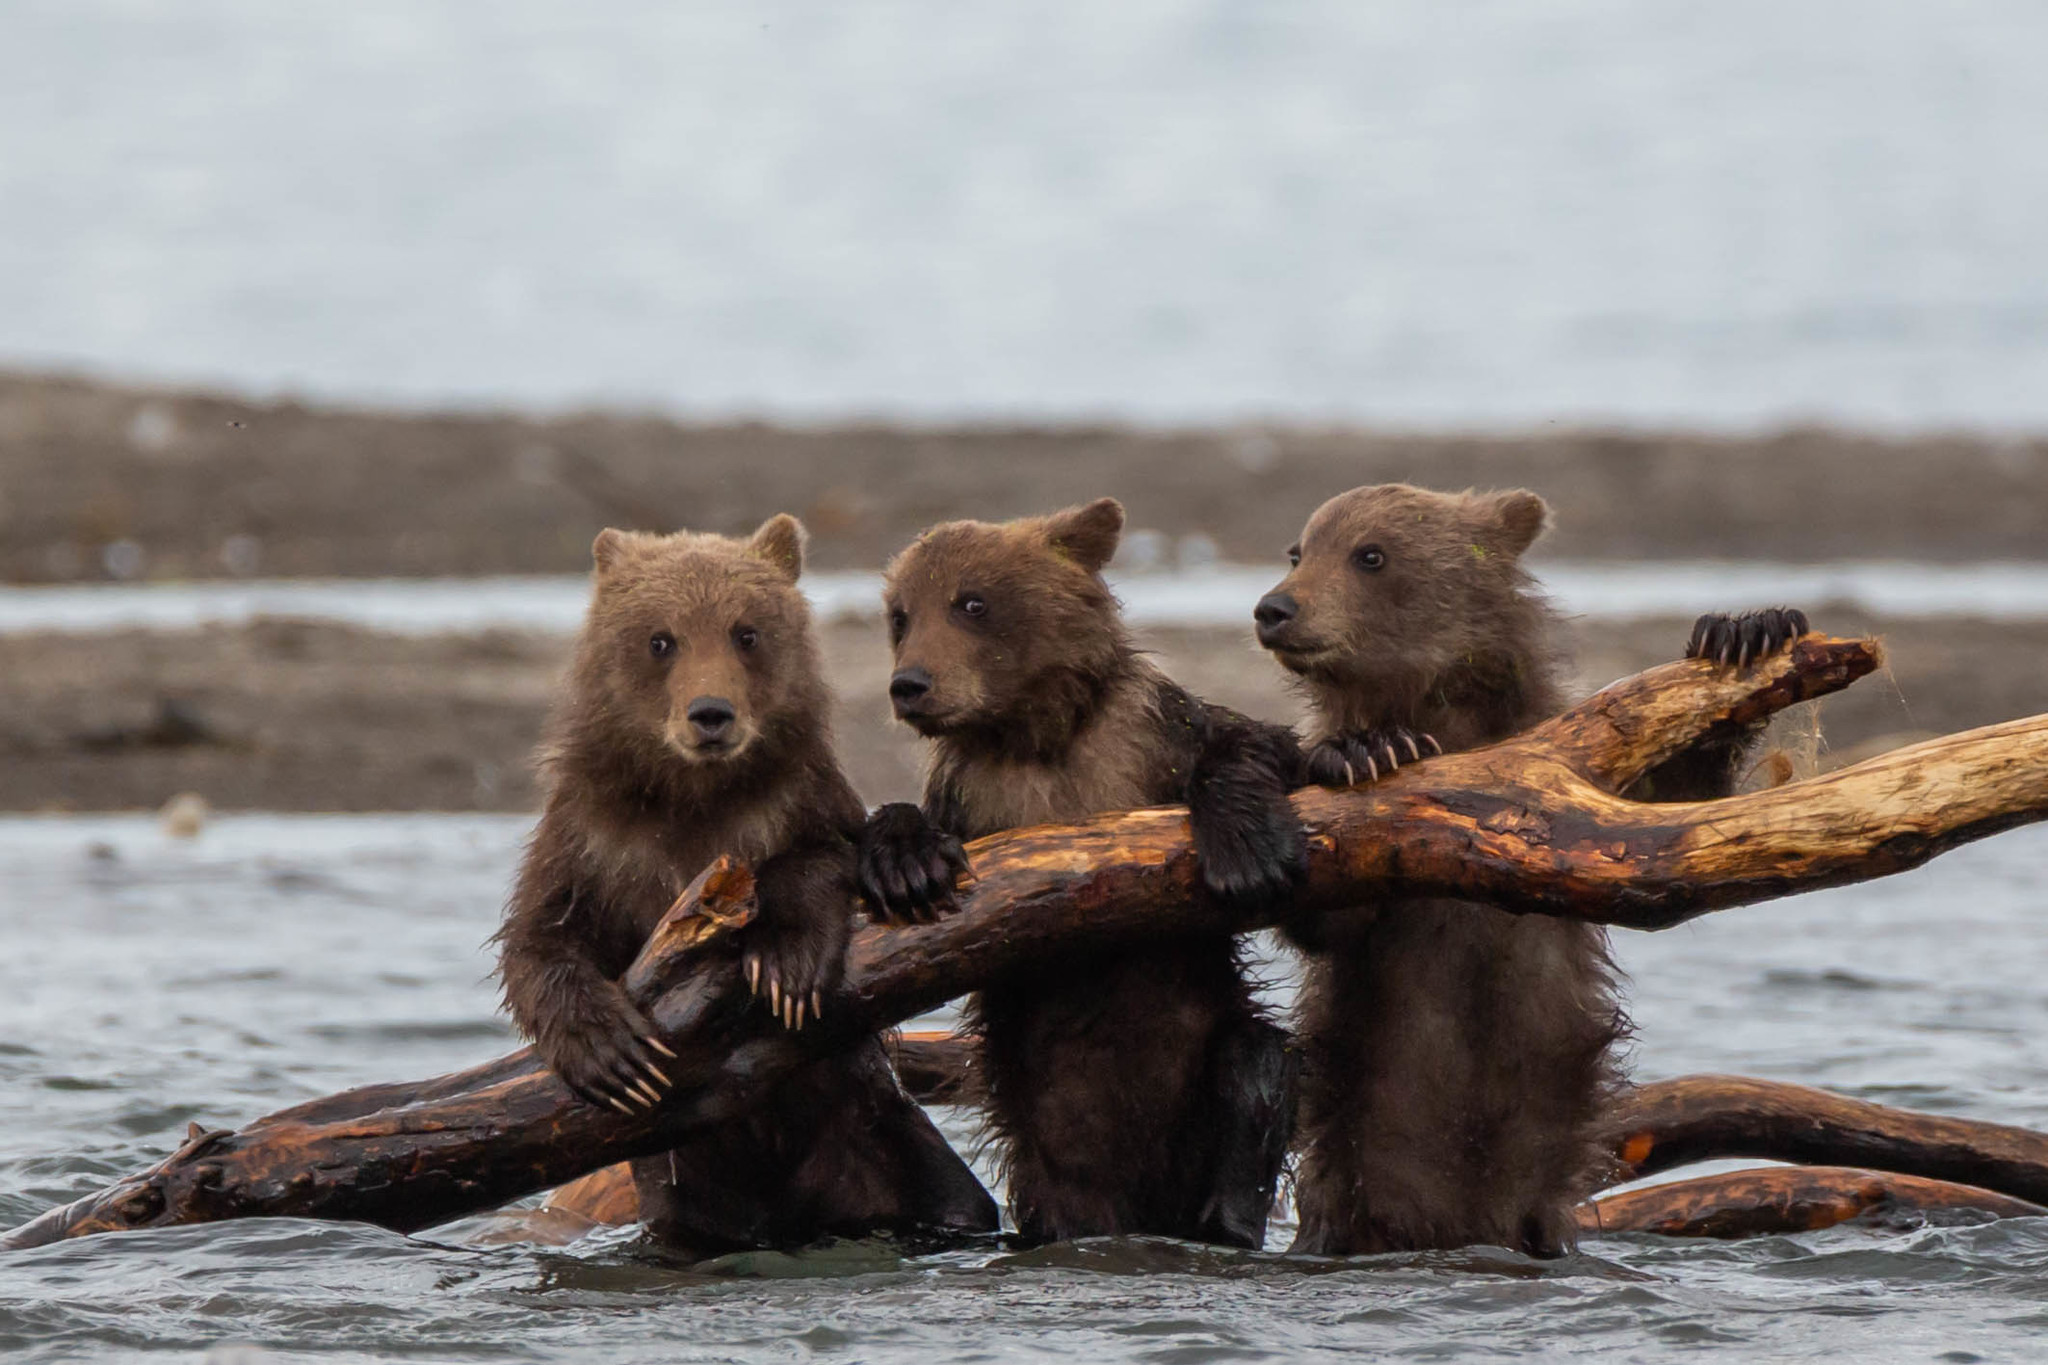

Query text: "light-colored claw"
[1363, 755, 1379, 783]
[1381, 744, 1399, 772]
[607, 1094, 634, 1116]
[641, 1061, 671, 1089]
[644, 1034, 677, 1060]
[1403, 734, 1421, 762]
[1424, 734, 1443, 755]
[1341, 759, 1356, 787]
[630, 1079, 660, 1107]
[746, 957, 761, 993]
[770, 978, 782, 1016]
[812, 990, 823, 1020]
[794, 1000, 807, 1030]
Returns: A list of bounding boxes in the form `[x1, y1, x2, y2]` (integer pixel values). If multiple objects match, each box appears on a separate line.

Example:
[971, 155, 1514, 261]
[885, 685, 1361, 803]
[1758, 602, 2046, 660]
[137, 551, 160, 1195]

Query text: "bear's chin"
[1265, 641, 1344, 677]
[661, 735, 754, 766]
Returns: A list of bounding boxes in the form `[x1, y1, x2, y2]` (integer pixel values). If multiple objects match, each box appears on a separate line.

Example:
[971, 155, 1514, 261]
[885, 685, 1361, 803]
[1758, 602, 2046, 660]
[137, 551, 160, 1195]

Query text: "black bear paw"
[1686, 607, 1811, 669]
[1195, 798, 1309, 912]
[542, 990, 676, 1115]
[738, 903, 849, 1033]
[857, 802, 970, 925]
[1305, 725, 1441, 790]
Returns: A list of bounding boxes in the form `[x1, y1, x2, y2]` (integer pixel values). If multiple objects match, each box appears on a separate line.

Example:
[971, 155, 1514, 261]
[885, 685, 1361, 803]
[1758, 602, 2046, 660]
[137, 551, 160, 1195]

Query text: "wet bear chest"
[948, 749, 1165, 839]
[584, 800, 799, 937]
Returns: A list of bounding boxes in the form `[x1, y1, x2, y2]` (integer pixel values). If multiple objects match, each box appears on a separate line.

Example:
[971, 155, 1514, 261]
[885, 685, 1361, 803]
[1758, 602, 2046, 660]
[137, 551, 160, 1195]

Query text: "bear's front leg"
[739, 842, 856, 1031]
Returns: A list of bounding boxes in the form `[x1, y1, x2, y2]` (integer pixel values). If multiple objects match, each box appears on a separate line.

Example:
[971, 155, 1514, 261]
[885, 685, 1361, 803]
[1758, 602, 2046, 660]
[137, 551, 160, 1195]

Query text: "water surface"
[5, 2, 2045, 427]
[5, 561, 2048, 638]
[1, 815, 2043, 1361]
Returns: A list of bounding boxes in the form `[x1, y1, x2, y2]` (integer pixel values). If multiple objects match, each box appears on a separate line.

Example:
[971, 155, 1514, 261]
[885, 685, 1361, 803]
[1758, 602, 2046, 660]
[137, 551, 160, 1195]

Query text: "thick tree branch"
[1600, 1074, 2048, 1206]
[1577, 1167, 2046, 1239]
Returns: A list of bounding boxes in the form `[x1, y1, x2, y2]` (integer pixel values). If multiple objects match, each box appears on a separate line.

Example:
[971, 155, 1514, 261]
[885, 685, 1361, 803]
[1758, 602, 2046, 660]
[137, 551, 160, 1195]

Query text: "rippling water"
[2, 815, 2044, 1362]
[6, 2, 2046, 426]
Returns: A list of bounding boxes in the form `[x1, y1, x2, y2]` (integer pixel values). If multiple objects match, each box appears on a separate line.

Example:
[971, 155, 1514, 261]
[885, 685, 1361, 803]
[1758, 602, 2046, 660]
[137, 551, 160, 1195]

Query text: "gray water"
[5, 1, 2047, 428]
[2, 814, 2045, 1362]
[7, 560, 2048, 638]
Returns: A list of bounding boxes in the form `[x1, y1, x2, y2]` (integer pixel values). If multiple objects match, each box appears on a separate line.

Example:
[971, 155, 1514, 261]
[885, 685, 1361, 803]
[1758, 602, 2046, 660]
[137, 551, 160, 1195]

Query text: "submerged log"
[1602, 1074, 2048, 1207]
[11, 635, 2048, 1248]
[1577, 1166, 2047, 1239]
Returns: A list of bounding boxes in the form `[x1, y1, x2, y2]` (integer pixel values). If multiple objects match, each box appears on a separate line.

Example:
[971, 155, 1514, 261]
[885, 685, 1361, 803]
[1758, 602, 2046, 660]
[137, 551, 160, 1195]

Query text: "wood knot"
[1479, 807, 1551, 842]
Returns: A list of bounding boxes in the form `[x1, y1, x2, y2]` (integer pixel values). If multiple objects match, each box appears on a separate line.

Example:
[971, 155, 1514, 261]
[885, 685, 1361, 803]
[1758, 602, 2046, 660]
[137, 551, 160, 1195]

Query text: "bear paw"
[1305, 725, 1441, 790]
[738, 900, 850, 1032]
[1686, 607, 1811, 668]
[541, 990, 677, 1115]
[857, 802, 970, 925]
[1194, 794, 1309, 912]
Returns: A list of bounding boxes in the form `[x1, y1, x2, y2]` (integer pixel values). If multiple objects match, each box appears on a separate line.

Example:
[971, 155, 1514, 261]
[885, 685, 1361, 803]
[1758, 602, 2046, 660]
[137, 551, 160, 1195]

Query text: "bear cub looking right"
[858, 498, 1302, 1248]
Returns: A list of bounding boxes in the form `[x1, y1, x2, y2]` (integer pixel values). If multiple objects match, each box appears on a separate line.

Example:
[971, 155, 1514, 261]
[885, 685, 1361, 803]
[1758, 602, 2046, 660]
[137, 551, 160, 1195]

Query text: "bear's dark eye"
[888, 608, 908, 644]
[732, 625, 759, 652]
[958, 595, 988, 619]
[1286, 545, 1301, 568]
[1353, 544, 1387, 572]
[649, 631, 676, 658]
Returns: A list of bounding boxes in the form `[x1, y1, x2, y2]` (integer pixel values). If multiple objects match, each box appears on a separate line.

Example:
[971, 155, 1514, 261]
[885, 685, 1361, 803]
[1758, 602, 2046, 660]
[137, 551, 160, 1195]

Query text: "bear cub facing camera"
[495, 516, 996, 1255]
[1255, 482, 1809, 1256]
[859, 498, 1302, 1248]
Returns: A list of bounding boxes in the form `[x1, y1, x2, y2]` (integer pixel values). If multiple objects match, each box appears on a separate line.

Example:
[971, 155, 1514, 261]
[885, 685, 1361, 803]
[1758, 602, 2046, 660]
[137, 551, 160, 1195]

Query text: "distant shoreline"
[5, 370, 2045, 585]
[0, 612, 2034, 814]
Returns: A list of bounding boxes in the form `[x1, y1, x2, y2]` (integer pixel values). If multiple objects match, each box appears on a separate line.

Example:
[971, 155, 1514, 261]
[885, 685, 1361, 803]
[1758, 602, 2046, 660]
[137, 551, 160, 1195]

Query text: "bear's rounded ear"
[1480, 490, 1550, 558]
[746, 513, 807, 582]
[591, 528, 630, 577]
[1044, 498, 1125, 573]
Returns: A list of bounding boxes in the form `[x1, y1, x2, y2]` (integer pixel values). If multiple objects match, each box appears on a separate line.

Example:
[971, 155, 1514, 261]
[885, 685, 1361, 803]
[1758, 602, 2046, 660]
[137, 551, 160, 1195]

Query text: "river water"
[6, 561, 2048, 638]
[5, 1, 2046, 428]
[1, 814, 2043, 1362]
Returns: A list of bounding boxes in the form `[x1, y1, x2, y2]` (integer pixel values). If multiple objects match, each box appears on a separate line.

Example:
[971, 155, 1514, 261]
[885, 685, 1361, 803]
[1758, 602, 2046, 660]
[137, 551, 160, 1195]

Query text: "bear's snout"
[889, 666, 934, 719]
[684, 695, 738, 746]
[1253, 591, 1299, 647]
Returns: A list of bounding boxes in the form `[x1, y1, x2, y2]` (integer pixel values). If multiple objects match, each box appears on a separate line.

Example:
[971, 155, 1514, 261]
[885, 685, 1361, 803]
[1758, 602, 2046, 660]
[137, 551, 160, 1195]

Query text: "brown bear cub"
[495, 516, 997, 1255]
[1253, 482, 1808, 1257]
[858, 499, 1302, 1248]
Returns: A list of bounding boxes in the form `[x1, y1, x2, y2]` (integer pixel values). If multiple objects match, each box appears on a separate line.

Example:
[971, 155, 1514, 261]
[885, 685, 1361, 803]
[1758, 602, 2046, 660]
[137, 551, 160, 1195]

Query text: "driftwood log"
[10, 634, 2048, 1249]
[1578, 1167, 2047, 1239]
[1601, 1075, 2048, 1206]
[877, 1042, 2048, 1206]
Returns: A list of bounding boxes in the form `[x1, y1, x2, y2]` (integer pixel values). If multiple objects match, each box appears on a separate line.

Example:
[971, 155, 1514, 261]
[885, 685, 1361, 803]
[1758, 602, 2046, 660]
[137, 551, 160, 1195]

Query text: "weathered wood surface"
[12, 635, 2048, 1248]
[1577, 1167, 2046, 1239]
[1603, 1075, 2048, 1207]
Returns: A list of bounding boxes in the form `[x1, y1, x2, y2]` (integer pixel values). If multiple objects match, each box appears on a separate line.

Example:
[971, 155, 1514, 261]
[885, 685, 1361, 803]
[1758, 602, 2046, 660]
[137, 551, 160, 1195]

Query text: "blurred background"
[6, 9, 2048, 1356]
[2, 0, 2045, 811]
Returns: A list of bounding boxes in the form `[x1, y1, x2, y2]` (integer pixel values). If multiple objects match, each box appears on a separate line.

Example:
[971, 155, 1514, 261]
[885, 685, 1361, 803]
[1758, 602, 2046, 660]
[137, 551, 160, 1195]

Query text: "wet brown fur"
[495, 518, 996, 1255]
[1260, 485, 1633, 1257]
[869, 501, 1299, 1246]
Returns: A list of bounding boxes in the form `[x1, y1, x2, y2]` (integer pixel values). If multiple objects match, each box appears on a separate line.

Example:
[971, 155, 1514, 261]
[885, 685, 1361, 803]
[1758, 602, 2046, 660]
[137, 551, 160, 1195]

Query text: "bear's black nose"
[1253, 592, 1298, 642]
[888, 667, 933, 715]
[686, 696, 737, 743]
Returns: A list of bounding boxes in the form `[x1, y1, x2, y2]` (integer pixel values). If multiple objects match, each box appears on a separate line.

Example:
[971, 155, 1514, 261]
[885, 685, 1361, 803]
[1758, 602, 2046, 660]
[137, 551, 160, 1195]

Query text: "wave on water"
[2, 817, 2045, 1361]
